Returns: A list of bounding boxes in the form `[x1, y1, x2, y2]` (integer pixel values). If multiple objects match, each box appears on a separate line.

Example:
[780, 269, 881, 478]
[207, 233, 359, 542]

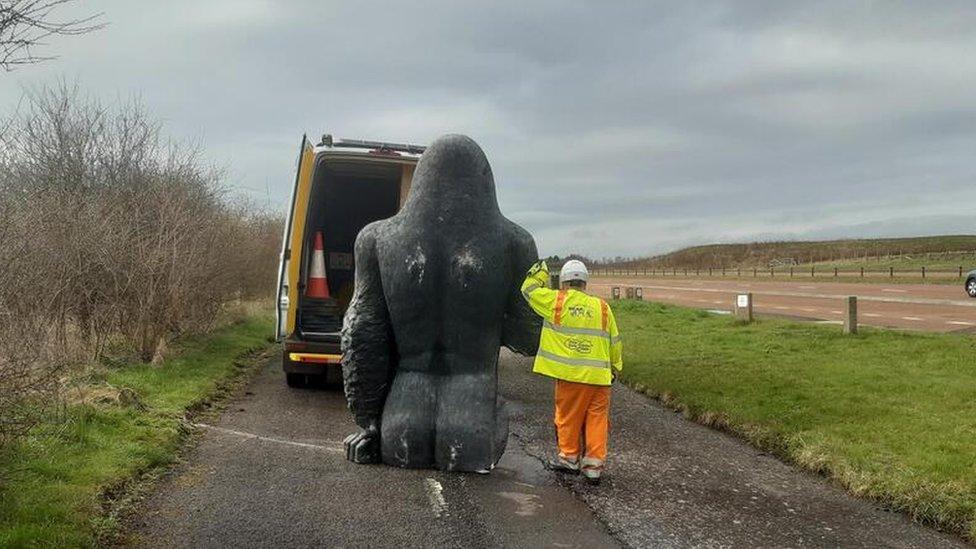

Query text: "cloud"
[3, 0, 974, 258]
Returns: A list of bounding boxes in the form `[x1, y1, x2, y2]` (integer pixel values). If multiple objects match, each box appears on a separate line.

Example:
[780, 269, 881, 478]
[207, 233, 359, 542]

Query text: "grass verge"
[0, 312, 275, 547]
[614, 300, 976, 540]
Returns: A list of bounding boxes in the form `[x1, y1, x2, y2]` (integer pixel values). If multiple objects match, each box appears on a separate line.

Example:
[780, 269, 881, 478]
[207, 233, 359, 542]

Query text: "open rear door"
[275, 135, 316, 341]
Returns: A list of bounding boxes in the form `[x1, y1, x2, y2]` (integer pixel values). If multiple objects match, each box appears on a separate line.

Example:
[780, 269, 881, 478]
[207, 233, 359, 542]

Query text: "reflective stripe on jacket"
[520, 263, 623, 386]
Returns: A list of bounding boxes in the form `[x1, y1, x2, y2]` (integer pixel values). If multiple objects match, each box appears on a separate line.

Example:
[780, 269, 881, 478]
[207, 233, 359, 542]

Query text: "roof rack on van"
[320, 134, 426, 155]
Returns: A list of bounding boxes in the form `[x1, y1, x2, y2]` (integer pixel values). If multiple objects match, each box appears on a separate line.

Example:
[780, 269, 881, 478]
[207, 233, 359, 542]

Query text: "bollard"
[844, 296, 858, 335]
[611, 286, 620, 300]
[834, 267, 838, 277]
[860, 267, 864, 278]
[734, 293, 753, 322]
[811, 266, 815, 277]
[790, 267, 794, 277]
[889, 266, 893, 278]
[625, 287, 636, 299]
[635, 287, 643, 300]
[922, 266, 926, 279]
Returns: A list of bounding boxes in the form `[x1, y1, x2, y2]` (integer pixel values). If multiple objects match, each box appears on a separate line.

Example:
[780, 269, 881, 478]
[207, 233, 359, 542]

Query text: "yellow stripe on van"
[285, 140, 316, 335]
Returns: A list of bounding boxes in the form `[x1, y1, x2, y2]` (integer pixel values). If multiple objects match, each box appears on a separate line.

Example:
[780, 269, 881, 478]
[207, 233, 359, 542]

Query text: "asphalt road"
[123, 353, 615, 548]
[590, 277, 976, 332]
[125, 353, 964, 548]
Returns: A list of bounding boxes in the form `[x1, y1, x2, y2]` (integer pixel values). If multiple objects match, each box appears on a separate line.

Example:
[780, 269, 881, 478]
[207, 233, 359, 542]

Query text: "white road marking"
[947, 321, 976, 326]
[882, 289, 907, 293]
[863, 313, 882, 318]
[816, 320, 843, 325]
[424, 478, 449, 518]
[901, 316, 923, 321]
[774, 306, 790, 310]
[800, 308, 817, 312]
[712, 300, 724, 304]
[798, 285, 816, 289]
[830, 310, 843, 314]
[193, 423, 343, 453]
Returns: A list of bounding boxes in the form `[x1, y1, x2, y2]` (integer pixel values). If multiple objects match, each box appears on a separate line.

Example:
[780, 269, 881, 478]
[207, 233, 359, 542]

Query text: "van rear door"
[276, 135, 316, 341]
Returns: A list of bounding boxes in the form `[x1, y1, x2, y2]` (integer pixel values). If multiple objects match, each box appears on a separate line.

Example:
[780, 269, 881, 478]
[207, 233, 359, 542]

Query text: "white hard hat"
[560, 260, 589, 283]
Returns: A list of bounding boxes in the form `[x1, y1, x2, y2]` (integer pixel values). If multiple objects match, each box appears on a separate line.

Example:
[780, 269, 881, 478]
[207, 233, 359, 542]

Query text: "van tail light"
[288, 353, 342, 364]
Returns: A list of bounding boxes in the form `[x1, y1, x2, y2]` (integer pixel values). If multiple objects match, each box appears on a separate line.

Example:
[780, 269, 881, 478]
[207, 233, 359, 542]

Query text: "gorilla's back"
[375, 212, 514, 375]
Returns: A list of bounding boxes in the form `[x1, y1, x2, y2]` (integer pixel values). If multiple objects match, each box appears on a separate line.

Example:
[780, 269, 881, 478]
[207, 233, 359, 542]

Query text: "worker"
[520, 259, 623, 484]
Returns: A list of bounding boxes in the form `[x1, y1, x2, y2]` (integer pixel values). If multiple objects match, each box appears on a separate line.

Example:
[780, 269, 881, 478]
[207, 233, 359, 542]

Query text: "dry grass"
[611, 235, 976, 270]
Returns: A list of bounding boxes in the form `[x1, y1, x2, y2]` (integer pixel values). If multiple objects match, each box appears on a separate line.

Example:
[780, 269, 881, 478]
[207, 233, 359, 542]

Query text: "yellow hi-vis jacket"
[521, 262, 623, 386]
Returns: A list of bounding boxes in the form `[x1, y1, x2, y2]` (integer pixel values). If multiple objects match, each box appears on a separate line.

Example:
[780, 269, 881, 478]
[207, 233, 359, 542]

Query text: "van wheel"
[286, 373, 307, 388]
[967, 278, 976, 298]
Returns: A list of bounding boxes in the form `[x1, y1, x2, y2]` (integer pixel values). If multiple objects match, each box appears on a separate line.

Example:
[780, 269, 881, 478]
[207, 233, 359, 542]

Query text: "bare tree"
[0, 0, 103, 71]
[0, 83, 283, 445]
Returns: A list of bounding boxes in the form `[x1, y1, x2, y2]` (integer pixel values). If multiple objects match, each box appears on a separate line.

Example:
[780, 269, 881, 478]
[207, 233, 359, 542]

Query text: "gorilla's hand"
[343, 418, 380, 464]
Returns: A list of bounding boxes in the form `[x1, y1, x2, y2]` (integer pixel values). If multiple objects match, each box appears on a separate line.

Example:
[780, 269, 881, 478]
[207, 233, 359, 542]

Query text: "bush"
[0, 83, 282, 444]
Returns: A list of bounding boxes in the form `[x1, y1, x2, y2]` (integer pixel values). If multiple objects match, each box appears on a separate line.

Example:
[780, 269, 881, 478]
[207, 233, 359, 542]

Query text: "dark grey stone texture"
[341, 134, 541, 472]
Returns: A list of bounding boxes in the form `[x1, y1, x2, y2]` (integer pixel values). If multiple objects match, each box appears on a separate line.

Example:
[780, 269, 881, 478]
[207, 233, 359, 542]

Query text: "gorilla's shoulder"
[355, 218, 392, 250]
[498, 218, 537, 258]
[500, 217, 534, 247]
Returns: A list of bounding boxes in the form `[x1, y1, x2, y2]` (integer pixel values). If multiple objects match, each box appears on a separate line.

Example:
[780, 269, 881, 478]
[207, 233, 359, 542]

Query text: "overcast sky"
[3, 1, 974, 258]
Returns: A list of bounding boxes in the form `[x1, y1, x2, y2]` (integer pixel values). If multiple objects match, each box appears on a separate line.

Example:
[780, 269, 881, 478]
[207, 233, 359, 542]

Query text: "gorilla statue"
[341, 134, 541, 472]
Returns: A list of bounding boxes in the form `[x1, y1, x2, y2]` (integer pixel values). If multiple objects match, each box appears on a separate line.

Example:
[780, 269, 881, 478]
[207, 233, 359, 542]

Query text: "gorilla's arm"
[341, 223, 394, 430]
[501, 222, 542, 355]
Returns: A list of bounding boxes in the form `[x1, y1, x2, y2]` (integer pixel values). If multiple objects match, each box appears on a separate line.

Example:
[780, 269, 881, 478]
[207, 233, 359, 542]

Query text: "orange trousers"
[554, 379, 610, 466]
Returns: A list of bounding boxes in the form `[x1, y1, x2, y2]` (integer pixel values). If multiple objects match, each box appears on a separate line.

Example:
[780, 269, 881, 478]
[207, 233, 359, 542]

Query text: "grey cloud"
[2, 0, 973, 258]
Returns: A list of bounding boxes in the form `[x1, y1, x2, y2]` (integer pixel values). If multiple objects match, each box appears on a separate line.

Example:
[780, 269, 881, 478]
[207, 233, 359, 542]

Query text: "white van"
[275, 135, 424, 387]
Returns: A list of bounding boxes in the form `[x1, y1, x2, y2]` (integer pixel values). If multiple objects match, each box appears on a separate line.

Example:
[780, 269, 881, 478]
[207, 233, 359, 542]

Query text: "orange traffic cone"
[306, 231, 331, 298]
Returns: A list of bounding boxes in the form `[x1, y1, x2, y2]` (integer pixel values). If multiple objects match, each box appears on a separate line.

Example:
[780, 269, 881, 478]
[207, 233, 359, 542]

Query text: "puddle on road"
[497, 491, 542, 516]
[490, 436, 551, 486]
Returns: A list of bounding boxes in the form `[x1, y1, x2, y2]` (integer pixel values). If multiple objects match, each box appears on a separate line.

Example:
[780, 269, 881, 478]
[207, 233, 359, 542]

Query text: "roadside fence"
[591, 266, 972, 280]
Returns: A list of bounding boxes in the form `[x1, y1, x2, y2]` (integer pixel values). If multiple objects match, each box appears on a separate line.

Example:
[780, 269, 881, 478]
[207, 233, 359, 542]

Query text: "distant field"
[610, 235, 976, 271]
[615, 300, 976, 540]
[801, 254, 976, 273]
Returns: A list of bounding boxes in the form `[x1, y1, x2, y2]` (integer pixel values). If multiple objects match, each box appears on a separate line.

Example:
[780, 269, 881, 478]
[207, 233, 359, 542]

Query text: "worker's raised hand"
[343, 418, 380, 464]
[527, 260, 548, 277]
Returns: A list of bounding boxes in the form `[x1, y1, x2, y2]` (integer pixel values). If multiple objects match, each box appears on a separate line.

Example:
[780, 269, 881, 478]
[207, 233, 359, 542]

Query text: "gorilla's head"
[401, 134, 500, 217]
